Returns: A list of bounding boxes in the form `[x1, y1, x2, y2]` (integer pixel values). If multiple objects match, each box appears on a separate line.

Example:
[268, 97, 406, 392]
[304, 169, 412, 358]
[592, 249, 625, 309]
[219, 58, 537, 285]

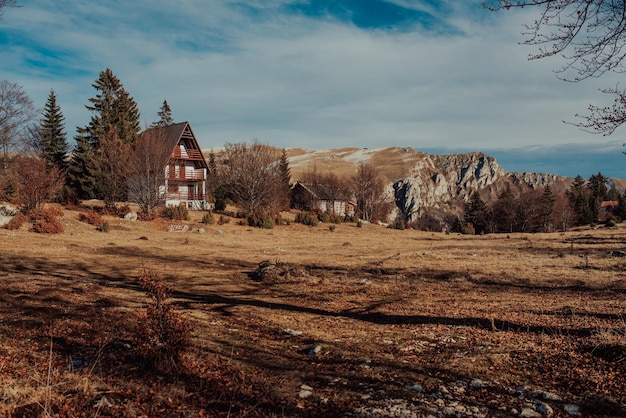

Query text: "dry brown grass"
[1, 205, 625, 416]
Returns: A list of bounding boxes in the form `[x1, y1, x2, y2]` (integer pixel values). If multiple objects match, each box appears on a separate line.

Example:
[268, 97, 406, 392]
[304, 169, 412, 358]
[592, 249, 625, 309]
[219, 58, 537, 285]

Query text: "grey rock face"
[392, 152, 569, 223]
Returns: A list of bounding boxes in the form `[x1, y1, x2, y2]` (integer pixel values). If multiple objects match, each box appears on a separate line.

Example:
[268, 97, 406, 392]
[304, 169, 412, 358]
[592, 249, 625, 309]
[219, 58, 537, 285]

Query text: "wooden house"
[143, 121, 211, 210]
[291, 180, 356, 217]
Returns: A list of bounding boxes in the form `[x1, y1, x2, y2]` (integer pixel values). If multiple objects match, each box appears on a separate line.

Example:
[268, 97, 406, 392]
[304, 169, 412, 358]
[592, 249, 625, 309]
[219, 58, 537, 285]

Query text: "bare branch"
[485, 1, 626, 81]
[127, 127, 173, 216]
[568, 84, 626, 135]
[0, 0, 20, 20]
[486, 1, 626, 134]
[218, 141, 284, 225]
[0, 80, 37, 170]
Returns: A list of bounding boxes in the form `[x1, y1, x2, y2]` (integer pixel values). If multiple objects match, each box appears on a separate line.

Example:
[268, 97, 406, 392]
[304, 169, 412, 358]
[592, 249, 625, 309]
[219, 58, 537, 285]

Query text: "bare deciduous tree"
[351, 162, 393, 222]
[0, 80, 37, 170]
[552, 191, 576, 231]
[94, 128, 131, 210]
[127, 128, 172, 218]
[218, 141, 284, 225]
[486, 0, 626, 134]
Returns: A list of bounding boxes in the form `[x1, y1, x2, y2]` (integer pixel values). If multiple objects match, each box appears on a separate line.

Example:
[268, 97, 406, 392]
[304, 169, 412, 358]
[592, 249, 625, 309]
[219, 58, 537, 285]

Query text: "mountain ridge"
[284, 147, 579, 222]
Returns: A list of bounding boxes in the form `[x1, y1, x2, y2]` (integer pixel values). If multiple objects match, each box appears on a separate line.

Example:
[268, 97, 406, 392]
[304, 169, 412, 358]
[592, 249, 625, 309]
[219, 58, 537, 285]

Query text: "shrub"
[29, 208, 64, 234]
[356, 220, 363, 228]
[328, 224, 336, 232]
[96, 222, 110, 232]
[250, 216, 274, 229]
[78, 210, 105, 227]
[115, 204, 132, 218]
[318, 211, 331, 223]
[217, 214, 230, 225]
[161, 205, 189, 221]
[201, 212, 215, 224]
[329, 213, 343, 224]
[138, 209, 156, 221]
[136, 268, 189, 370]
[274, 214, 288, 226]
[214, 196, 226, 212]
[318, 211, 342, 223]
[40, 206, 64, 218]
[295, 211, 318, 227]
[605, 217, 618, 228]
[461, 222, 476, 235]
[5, 213, 28, 230]
[391, 217, 405, 230]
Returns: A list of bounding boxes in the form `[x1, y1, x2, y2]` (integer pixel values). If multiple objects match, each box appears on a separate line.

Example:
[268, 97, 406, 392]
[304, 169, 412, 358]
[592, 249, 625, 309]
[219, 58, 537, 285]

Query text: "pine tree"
[66, 135, 98, 200]
[37, 89, 68, 171]
[278, 148, 291, 210]
[616, 192, 626, 221]
[151, 99, 174, 128]
[539, 185, 555, 232]
[69, 69, 141, 200]
[567, 175, 592, 225]
[587, 172, 609, 223]
[463, 191, 487, 234]
[207, 151, 225, 211]
[491, 186, 515, 233]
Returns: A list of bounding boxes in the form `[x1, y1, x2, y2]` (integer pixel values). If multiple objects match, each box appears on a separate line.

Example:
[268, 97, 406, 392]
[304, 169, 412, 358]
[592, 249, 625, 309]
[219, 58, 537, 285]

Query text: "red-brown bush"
[135, 268, 190, 370]
[5, 213, 28, 230]
[29, 208, 64, 234]
[78, 210, 105, 227]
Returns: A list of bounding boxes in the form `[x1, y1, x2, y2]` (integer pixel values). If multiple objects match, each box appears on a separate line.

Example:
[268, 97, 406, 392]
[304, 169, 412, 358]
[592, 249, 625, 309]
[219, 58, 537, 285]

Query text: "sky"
[1, 0, 624, 178]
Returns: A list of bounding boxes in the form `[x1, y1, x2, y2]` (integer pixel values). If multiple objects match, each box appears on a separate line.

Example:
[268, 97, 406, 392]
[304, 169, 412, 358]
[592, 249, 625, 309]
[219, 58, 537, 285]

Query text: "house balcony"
[167, 169, 206, 181]
[166, 191, 205, 202]
[172, 148, 204, 160]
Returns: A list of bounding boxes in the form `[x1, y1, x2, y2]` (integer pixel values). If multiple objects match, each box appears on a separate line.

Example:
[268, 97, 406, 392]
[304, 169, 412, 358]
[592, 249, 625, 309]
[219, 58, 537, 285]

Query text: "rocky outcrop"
[0, 205, 17, 227]
[509, 172, 568, 190]
[284, 147, 574, 223]
[392, 152, 569, 222]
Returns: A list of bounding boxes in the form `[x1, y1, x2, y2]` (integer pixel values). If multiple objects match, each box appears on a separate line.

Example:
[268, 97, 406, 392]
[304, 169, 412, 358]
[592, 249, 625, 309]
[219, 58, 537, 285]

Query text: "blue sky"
[1, 0, 624, 178]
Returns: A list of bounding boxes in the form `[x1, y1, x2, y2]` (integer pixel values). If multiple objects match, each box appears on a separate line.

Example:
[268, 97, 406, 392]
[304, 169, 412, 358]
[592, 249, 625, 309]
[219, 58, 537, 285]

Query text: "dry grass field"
[0, 204, 625, 417]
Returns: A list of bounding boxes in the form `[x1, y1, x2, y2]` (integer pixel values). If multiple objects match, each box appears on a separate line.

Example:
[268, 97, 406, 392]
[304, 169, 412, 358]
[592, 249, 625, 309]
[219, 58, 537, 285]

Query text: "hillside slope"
[285, 147, 573, 222]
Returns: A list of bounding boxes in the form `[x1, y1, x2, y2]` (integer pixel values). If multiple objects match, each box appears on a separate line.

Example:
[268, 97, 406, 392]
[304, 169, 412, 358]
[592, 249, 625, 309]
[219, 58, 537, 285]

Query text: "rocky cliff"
[392, 152, 570, 222]
[286, 147, 573, 222]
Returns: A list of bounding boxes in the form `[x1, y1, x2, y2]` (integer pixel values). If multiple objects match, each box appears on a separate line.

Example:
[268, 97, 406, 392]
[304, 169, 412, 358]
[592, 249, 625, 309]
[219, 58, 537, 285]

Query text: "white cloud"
[0, 0, 623, 179]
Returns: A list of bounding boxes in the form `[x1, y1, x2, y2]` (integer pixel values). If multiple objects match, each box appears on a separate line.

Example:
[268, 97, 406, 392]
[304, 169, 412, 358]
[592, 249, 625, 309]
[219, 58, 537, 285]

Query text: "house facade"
[143, 122, 211, 210]
[291, 181, 356, 217]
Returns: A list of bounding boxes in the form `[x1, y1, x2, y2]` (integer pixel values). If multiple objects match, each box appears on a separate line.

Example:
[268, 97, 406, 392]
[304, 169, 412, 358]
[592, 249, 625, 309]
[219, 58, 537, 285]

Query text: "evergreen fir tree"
[587, 172, 609, 222]
[37, 89, 69, 171]
[207, 151, 226, 211]
[66, 135, 98, 199]
[607, 181, 621, 201]
[491, 186, 515, 233]
[114, 87, 141, 146]
[539, 185, 556, 232]
[69, 69, 141, 200]
[278, 148, 291, 210]
[463, 191, 487, 234]
[567, 175, 593, 225]
[616, 192, 626, 221]
[151, 99, 174, 128]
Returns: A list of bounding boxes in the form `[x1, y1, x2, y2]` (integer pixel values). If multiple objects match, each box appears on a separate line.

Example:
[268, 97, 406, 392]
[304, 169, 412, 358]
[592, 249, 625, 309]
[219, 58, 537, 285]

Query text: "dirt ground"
[0, 205, 625, 417]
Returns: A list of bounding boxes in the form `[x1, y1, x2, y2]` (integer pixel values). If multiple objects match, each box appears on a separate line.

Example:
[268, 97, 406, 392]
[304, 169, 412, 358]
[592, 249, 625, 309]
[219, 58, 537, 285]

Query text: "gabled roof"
[141, 121, 209, 170]
[142, 121, 190, 150]
[292, 180, 351, 201]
